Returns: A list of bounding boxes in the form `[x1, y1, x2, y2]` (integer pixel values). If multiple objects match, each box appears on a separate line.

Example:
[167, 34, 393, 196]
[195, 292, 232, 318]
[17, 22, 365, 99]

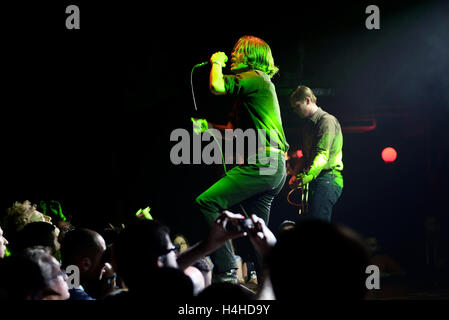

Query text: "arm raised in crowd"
[246, 214, 277, 260]
[176, 211, 245, 270]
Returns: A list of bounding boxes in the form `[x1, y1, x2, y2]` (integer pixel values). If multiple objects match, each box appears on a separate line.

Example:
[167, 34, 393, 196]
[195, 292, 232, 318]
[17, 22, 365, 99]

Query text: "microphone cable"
[190, 61, 228, 174]
[190, 61, 250, 219]
[190, 61, 208, 111]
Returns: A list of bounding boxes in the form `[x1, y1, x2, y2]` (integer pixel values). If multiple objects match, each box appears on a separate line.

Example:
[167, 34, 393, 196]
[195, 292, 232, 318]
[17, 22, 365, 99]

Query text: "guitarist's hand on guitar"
[191, 117, 208, 135]
[297, 172, 313, 188]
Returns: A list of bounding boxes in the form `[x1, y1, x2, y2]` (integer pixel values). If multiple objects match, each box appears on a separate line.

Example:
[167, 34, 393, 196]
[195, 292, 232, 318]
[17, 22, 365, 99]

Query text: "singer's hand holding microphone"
[210, 52, 228, 68]
[191, 118, 208, 135]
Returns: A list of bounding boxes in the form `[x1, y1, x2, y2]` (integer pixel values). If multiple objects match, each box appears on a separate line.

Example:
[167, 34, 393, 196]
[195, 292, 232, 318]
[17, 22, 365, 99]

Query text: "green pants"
[196, 152, 286, 273]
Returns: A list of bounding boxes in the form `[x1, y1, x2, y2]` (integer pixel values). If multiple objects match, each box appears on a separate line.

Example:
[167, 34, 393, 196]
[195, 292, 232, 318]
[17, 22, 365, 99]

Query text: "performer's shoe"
[212, 269, 238, 284]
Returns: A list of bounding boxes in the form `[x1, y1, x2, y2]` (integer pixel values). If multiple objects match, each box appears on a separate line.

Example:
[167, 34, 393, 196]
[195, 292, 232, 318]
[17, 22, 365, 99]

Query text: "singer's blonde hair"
[232, 35, 279, 78]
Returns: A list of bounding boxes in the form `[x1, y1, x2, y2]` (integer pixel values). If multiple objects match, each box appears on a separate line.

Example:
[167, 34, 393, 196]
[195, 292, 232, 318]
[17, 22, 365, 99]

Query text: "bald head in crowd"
[60, 228, 107, 283]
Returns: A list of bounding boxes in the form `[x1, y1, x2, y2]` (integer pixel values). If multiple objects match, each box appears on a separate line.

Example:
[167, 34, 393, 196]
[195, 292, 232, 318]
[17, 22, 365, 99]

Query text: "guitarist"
[288, 85, 344, 222]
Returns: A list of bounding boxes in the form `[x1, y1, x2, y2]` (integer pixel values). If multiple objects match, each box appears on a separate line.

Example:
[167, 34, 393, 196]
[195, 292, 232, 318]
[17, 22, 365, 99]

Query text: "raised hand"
[210, 52, 228, 67]
[191, 117, 209, 135]
[247, 214, 277, 259]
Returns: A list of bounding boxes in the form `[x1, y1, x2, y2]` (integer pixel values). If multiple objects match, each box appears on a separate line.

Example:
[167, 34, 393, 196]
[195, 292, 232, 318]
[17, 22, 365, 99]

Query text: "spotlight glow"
[381, 147, 397, 163]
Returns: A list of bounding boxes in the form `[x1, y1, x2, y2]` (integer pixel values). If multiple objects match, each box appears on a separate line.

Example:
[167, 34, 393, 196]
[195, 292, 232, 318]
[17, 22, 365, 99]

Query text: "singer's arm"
[209, 52, 227, 95]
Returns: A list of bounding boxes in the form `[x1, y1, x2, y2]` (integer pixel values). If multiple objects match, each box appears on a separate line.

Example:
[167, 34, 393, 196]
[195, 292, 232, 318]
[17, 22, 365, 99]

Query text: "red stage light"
[381, 147, 397, 163]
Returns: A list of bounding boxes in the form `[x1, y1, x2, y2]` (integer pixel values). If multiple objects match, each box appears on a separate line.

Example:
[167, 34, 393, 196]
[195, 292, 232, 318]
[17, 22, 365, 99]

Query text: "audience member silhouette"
[0, 246, 69, 300]
[60, 228, 108, 300]
[173, 234, 190, 254]
[184, 265, 206, 296]
[278, 220, 296, 238]
[112, 219, 193, 300]
[268, 219, 371, 300]
[365, 236, 404, 277]
[0, 207, 380, 302]
[1, 201, 54, 252]
[13, 222, 61, 257]
[0, 225, 9, 259]
[196, 282, 255, 301]
[193, 258, 213, 288]
[111, 211, 246, 300]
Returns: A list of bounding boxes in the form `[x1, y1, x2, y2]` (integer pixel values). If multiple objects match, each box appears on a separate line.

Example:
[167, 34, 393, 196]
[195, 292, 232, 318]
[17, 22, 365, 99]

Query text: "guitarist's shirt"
[301, 107, 344, 183]
[223, 70, 289, 154]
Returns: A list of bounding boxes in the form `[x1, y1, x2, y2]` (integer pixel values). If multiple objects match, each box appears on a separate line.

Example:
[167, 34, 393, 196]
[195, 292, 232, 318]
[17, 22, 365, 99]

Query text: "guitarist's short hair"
[290, 85, 317, 104]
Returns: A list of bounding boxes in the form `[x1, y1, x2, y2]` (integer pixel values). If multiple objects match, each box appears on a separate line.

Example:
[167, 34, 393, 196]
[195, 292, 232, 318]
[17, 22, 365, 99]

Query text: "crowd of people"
[0, 200, 376, 302]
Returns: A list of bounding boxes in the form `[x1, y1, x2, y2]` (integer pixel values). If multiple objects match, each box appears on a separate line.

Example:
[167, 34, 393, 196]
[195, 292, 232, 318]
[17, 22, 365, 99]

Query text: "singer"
[195, 36, 289, 284]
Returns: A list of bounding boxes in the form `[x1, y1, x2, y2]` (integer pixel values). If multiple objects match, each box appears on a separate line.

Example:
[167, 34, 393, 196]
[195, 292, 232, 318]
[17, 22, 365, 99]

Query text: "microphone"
[193, 61, 209, 68]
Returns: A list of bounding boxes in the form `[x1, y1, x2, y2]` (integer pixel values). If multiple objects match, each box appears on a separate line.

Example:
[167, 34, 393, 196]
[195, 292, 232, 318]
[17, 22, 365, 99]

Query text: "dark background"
[2, 1, 449, 289]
